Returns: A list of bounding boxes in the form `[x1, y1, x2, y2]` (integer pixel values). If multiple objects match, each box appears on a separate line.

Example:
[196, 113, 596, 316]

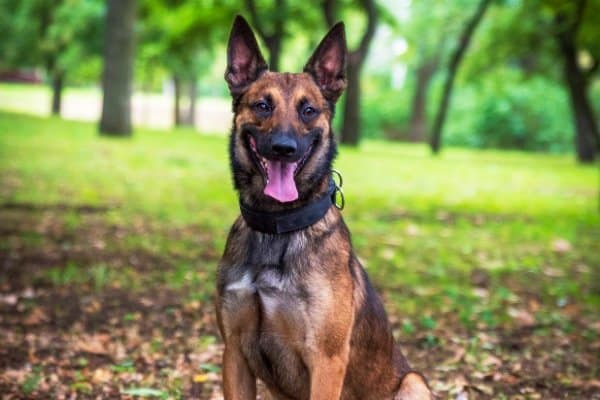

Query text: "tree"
[99, 0, 137, 136]
[138, 0, 231, 127]
[244, 0, 286, 72]
[323, 0, 378, 146]
[429, 0, 492, 154]
[241, 0, 324, 73]
[398, 0, 483, 143]
[0, 0, 103, 116]
[551, 0, 599, 163]
[458, 0, 600, 162]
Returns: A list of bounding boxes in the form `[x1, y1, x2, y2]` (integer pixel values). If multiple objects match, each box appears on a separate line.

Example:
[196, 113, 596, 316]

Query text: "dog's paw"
[395, 372, 432, 400]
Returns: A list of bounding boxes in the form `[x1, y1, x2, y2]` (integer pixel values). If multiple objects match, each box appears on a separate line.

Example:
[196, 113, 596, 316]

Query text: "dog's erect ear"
[304, 22, 347, 102]
[225, 15, 268, 97]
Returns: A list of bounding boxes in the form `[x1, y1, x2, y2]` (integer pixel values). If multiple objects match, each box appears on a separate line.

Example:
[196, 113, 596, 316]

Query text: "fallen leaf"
[193, 373, 209, 383]
[0, 293, 18, 306]
[24, 307, 48, 325]
[75, 334, 111, 355]
[551, 238, 572, 253]
[91, 368, 113, 384]
[405, 224, 420, 236]
[455, 391, 468, 400]
[443, 346, 467, 364]
[121, 387, 165, 396]
[471, 383, 494, 395]
[482, 354, 502, 367]
[508, 307, 536, 327]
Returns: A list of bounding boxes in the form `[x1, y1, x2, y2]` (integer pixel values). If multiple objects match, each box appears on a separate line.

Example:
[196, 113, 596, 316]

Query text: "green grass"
[1, 110, 598, 330]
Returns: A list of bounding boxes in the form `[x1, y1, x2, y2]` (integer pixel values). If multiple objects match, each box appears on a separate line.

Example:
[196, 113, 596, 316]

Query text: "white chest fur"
[224, 267, 300, 318]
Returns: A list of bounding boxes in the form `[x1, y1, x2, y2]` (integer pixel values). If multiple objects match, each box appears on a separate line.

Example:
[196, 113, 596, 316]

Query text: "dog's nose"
[271, 135, 298, 157]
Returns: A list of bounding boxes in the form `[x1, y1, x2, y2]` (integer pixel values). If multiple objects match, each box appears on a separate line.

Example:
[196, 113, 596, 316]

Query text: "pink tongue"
[264, 160, 298, 202]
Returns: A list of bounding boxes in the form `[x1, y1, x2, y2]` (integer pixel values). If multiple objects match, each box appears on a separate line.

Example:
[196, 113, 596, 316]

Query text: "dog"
[216, 15, 432, 400]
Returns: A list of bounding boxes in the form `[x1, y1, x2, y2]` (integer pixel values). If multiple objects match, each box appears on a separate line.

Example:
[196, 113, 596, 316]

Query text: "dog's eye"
[253, 101, 272, 115]
[301, 105, 319, 121]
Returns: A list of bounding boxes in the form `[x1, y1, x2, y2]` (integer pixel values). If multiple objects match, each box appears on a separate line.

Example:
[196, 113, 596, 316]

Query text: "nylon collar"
[240, 179, 340, 234]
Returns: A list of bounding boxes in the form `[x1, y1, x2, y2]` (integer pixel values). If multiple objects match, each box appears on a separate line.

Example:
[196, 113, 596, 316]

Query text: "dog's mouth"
[246, 134, 314, 203]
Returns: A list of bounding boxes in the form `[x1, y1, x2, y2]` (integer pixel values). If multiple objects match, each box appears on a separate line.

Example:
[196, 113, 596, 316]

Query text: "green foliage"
[121, 387, 165, 397]
[21, 366, 42, 394]
[0, 0, 104, 83]
[354, 73, 411, 140]
[137, 0, 235, 89]
[445, 70, 573, 152]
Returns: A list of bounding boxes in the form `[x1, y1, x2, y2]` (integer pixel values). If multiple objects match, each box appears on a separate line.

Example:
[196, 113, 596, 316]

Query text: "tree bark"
[99, 0, 137, 136]
[245, 0, 285, 72]
[408, 59, 438, 142]
[554, 0, 598, 163]
[173, 75, 182, 126]
[51, 71, 64, 116]
[429, 0, 492, 154]
[264, 35, 282, 72]
[330, 0, 377, 146]
[187, 77, 197, 127]
[341, 60, 361, 145]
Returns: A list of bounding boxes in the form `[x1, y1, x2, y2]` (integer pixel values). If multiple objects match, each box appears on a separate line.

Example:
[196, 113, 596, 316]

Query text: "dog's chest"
[222, 232, 310, 337]
[224, 261, 307, 319]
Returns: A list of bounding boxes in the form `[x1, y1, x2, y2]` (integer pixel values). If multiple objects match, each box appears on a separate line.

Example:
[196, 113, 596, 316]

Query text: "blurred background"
[0, 0, 599, 399]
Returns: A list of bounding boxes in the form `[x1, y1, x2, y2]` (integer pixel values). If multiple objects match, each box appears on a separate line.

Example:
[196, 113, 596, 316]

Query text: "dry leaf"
[508, 307, 536, 327]
[75, 334, 111, 355]
[0, 293, 18, 306]
[551, 238, 572, 253]
[405, 224, 420, 236]
[24, 307, 48, 325]
[91, 368, 113, 384]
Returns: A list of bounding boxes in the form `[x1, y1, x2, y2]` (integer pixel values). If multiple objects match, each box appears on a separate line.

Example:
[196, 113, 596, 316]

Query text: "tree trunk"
[245, 0, 285, 72]
[340, 59, 361, 145]
[408, 60, 437, 142]
[50, 71, 64, 116]
[99, 0, 137, 136]
[554, 2, 598, 163]
[558, 38, 598, 162]
[173, 75, 182, 126]
[187, 77, 197, 127]
[429, 0, 492, 154]
[264, 36, 282, 72]
[337, 0, 377, 146]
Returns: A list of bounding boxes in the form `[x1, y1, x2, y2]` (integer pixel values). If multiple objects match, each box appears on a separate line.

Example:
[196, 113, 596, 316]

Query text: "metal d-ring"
[332, 169, 343, 188]
[331, 169, 345, 210]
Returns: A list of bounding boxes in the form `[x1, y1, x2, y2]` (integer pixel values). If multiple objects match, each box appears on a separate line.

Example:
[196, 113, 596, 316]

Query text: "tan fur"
[217, 16, 432, 400]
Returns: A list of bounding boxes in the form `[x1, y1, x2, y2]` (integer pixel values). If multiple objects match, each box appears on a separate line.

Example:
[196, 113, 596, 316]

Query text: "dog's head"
[225, 16, 346, 209]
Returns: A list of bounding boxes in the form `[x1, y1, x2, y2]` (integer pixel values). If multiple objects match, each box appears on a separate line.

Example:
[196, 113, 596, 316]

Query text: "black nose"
[271, 134, 298, 157]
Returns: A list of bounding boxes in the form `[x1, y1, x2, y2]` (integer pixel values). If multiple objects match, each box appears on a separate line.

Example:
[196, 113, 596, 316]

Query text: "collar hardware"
[331, 169, 345, 210]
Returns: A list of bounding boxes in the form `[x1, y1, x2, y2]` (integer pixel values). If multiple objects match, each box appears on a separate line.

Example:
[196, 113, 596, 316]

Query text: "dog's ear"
[304, 22, 347, 102]
[225, 15, 268, 97]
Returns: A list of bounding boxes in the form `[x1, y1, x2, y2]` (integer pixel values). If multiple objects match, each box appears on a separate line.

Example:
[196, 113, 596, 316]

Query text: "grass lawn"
[0, 111, 598, 398]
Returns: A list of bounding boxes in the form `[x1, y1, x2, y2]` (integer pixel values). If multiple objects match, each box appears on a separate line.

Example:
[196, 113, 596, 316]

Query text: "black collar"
[240, 180, 337, 234]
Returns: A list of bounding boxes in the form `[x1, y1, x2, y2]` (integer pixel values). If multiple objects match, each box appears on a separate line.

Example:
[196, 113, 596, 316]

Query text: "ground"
[0, 111, 599, 399]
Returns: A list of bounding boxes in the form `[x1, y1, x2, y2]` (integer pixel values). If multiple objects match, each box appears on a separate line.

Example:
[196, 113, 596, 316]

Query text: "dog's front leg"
[222, 341, 256, 400]
[308, 350, 350, 400]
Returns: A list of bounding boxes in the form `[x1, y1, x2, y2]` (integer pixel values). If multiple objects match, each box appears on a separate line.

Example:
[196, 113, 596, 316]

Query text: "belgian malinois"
[216, 15, 432, 400]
